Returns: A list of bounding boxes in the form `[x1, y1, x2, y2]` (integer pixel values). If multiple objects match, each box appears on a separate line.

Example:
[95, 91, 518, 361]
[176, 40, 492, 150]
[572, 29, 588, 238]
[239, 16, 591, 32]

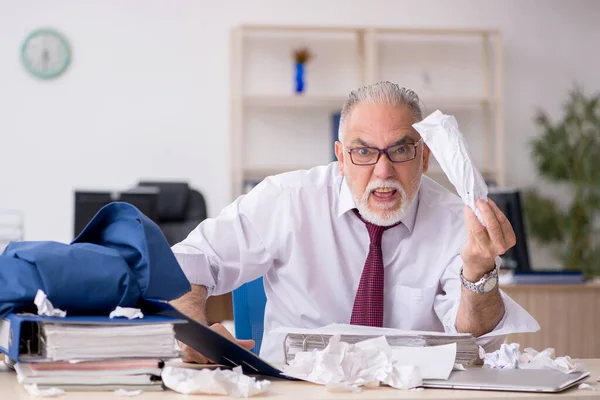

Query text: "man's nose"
[372, 152, 395, 180]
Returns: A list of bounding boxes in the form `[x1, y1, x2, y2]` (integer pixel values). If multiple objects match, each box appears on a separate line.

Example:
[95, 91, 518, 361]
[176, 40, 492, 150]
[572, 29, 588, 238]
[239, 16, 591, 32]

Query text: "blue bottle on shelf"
[295, 62, 305, 94]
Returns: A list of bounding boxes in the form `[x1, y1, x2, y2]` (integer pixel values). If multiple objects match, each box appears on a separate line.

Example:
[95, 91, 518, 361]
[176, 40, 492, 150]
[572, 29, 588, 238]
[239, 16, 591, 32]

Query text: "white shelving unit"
[230, 24, 504, 200]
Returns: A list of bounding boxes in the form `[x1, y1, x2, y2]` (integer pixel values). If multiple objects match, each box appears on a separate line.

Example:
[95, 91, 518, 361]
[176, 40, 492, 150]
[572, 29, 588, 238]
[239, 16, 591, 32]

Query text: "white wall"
[1, 0, 599, 268]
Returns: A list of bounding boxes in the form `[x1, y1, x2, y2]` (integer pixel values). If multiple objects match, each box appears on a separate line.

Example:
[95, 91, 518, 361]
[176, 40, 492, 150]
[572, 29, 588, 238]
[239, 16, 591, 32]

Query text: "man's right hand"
[180, 323, 256, 364]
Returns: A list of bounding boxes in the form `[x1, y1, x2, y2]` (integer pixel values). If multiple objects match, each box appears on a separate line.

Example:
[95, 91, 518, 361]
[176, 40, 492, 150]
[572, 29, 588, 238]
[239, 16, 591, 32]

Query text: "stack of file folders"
[1, 313, 184, 392]
[275, 324, 480, 365]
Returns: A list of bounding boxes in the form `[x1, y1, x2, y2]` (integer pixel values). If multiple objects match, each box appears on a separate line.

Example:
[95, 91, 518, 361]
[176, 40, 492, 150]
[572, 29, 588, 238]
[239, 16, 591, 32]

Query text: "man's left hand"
[461, 198, 516, 282]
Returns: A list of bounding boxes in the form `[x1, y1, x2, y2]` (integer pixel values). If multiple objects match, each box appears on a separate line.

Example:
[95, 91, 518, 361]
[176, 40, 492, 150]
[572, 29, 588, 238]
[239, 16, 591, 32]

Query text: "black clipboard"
[142, 299, 296, 380]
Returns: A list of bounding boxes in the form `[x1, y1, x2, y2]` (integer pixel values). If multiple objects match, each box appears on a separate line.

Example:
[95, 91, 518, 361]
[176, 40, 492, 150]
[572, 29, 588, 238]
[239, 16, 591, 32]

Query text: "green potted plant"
[523, 86, 600, 278]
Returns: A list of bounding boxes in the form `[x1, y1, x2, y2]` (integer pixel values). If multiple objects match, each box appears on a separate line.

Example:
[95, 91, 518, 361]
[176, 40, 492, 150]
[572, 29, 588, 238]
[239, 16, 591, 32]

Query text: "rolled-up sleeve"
[434, 255, 540, 351]
[171, 178, 289, 297]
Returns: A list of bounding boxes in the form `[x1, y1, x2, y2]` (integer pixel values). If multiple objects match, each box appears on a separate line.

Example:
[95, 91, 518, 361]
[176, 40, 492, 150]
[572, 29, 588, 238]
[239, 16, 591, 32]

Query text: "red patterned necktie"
[350, 209, 400, 327]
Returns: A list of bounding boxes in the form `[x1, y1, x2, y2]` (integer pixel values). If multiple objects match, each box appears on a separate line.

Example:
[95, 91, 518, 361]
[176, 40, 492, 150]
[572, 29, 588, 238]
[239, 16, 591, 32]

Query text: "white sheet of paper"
[391, 343, 457, 380]
[412, 110, 488, 224]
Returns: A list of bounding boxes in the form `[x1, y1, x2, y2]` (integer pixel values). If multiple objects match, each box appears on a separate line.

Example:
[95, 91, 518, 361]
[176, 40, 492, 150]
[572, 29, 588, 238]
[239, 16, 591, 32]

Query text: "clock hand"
[42, 49, 50, 71]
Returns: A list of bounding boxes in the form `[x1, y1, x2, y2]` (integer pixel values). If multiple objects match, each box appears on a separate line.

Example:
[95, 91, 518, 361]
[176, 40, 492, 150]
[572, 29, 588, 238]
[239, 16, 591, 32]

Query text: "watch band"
[460, 266, 499, 294]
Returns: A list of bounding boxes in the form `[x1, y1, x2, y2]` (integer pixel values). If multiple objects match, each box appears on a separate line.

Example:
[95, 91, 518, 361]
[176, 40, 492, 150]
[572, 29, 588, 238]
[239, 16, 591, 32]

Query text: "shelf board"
[239, 25, 498, 37]
[243, 95, 347, 109]
[243, 95, 493, 110]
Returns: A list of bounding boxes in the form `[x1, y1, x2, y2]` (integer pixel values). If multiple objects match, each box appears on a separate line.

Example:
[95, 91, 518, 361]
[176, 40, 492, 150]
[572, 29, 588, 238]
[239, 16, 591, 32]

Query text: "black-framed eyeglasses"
[345, 138, 423, 166]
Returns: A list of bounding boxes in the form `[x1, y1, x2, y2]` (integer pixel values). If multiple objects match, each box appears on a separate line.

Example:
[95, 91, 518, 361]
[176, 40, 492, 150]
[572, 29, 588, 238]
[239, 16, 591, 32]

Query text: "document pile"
[5, 296, 182, 392]
[281, 334, 457, 391]
[274, 324, 480, 365]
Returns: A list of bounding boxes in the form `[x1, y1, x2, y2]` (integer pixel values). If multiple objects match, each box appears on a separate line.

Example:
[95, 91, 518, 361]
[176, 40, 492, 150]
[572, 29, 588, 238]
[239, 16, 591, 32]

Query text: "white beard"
[351, 164, 423, 227]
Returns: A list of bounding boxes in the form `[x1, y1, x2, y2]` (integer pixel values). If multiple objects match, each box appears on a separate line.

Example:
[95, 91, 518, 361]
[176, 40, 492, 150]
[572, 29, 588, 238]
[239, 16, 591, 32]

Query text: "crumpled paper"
[579, 383, 600, 391]
[24, 384, 64, 397]
[109, 306, 144, 320]
[453, 363, 467, 371]
[161, 366, 270, 397]
[412, 110, 488, 224]
[282, 335, 423, 390]
[34, 290, 66, 317]
[481, 343, 586, 374]
[114, 389, 143, 396]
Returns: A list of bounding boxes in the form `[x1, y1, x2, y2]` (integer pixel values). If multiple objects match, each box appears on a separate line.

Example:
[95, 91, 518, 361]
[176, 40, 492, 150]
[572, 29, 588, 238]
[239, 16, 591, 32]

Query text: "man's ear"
[421, 142, 431, 173]
[334, 141, 345, 176]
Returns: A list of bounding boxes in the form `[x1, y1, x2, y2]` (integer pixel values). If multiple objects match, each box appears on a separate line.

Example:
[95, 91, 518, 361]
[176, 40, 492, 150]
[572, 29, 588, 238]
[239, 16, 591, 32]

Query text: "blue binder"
[0, 312, 186, 362]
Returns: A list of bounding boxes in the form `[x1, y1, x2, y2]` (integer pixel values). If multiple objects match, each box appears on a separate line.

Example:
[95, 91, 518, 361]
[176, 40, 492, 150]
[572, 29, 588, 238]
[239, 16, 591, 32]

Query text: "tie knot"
[353, 209, 399, 246]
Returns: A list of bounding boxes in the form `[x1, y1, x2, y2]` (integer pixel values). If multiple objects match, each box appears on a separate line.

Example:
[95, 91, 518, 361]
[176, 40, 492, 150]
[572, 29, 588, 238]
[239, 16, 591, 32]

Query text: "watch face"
[482, 276, 498, 292]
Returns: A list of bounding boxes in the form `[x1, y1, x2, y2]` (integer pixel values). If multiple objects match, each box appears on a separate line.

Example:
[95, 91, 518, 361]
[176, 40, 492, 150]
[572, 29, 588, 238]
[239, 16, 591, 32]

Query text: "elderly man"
[171, 81, 538, 364]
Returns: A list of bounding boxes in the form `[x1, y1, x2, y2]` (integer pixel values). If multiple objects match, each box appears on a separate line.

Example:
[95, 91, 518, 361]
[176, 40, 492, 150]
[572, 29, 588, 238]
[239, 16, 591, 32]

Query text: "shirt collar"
[337, 176, 420, 233]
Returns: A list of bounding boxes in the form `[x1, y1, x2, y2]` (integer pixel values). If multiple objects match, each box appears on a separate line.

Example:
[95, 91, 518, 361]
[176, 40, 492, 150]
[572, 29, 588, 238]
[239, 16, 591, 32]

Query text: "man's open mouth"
[371, 188, 398, 200]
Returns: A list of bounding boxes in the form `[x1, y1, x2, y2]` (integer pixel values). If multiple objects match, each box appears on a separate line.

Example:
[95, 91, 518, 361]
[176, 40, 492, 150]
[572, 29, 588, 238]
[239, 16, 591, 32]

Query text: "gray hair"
[338, 81, 423, 142]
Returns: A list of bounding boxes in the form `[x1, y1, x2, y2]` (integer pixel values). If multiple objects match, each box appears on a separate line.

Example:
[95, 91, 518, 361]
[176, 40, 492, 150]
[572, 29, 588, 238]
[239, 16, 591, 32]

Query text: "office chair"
[136, 181, 207, 246]
[232, 277, 267, 356]
[74, 190, 160, 238]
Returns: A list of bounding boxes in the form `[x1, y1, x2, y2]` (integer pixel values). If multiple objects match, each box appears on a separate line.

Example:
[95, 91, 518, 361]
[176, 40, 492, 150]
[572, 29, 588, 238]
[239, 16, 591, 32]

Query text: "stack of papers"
[274, 324, 479, 365]
[15, 359, 165, 392]
[42, 323, 179, 360]
[13, 316, 181, 392]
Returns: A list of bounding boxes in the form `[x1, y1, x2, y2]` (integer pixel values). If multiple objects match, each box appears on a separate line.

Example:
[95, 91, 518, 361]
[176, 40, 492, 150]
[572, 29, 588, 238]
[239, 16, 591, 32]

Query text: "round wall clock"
[21, 28, 71, 79]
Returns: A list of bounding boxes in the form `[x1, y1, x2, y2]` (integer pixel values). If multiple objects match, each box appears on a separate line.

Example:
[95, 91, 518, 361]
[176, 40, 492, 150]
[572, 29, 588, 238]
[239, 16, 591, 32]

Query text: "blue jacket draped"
[0, 202, 191, 317]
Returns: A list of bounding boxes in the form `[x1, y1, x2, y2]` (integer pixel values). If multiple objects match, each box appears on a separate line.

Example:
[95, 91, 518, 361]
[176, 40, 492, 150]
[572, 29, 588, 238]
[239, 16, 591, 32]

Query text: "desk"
[503, 284, 600, 358]
[1, 359, 600, 400]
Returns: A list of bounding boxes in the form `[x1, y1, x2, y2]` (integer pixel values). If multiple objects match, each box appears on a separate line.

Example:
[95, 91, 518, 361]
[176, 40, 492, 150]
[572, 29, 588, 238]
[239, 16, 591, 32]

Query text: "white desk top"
[1, 359, 600, 400]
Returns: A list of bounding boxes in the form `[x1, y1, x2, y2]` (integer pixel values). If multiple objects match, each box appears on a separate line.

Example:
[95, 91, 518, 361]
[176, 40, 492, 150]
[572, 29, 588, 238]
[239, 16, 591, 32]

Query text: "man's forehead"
[347, 131, 419, 146]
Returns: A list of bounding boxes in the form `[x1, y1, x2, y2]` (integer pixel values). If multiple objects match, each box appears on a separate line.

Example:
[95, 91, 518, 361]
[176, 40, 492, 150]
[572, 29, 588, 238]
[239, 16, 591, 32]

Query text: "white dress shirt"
[172, 162, 539, 364]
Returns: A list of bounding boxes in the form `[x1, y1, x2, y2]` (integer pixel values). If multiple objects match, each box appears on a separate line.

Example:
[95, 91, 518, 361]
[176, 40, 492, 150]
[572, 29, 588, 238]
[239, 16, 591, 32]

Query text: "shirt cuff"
[478, 289, 540, 337]
[173, 252, 216, 296]
[442, 289, 540, 338]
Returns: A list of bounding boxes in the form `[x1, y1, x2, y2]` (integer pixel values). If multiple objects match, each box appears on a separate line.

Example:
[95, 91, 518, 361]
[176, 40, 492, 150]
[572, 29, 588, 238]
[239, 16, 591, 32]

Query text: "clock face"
[21, 29, 71, 79]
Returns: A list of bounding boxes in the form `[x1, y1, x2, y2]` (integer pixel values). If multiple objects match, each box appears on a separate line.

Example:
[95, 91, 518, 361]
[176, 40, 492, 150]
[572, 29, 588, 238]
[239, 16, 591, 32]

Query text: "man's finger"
[211, 323, 238, 341]
[477, 199, 506, 251]
[237, 339, 256, 350]
[464, 205, 490, 248]
[181, 343, 210, 364]
[211, 323, 256, 350]
[488, 199, 517, 247]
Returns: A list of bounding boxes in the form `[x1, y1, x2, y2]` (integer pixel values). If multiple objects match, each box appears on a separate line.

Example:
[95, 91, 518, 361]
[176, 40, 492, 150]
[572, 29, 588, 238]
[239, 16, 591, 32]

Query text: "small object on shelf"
[293, 47, 312, 94]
